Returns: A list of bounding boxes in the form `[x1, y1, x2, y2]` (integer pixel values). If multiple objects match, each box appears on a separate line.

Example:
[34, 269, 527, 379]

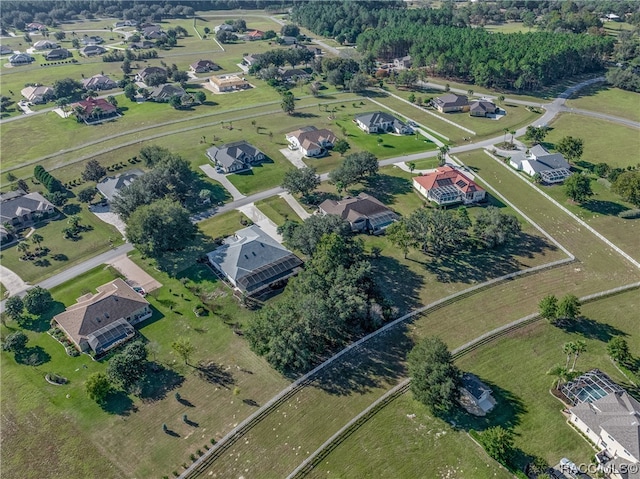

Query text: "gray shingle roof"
[355, 111, 397, 129]
[461, 373, 492, 401]
[434, 93, 469, 108]
[0, 191, 55, 224]
[96, 169, 144, 202]
[319, 193, 397, 225]
[206, 141, 263, 169]
[149, 83, 186, 101]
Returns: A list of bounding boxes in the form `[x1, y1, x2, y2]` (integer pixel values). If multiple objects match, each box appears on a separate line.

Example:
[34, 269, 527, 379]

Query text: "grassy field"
[255, 196, 300, 225]
[545, 113, 640, 169]
[566, 83, 640, 123]
[310, 289, 640, 477]
[197, 209, 252, 241]
[0, 202, 122, 283]
[484, 22, 532, 34]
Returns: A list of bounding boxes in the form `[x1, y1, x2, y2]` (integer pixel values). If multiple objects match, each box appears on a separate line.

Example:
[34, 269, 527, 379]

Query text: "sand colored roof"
[209, 74, 248, 88]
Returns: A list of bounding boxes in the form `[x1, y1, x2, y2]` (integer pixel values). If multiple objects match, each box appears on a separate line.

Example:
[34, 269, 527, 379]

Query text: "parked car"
[132, 286, 146, 296]
[559, 458, 578, 476]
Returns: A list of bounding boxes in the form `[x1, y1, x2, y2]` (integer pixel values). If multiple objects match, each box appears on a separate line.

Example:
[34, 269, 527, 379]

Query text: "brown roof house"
[319, 193, 399, 234]
[469, 100, 498, 117]
[190, 59, 220, 73]
[433, 93, 469, 113]
[286, 126, 337, 157]
[52, 278, 152, 355]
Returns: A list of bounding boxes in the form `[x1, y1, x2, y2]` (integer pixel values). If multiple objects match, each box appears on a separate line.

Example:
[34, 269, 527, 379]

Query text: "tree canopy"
[564, 174, 593, 203]
[473, 206, 521, 249]
[81, 159, 106, 182]
[23, 286, 53, 315]
[328, 151, 378, 191]
[106, 341, 148, 391]
[612, 171, 640, 207]
[280, 167, 320, 199]
[279, 214, 352, 256]
[85, 372, 111, 403]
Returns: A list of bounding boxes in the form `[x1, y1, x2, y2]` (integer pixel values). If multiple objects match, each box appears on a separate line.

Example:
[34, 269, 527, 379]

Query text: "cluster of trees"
[102, 48, 158, 63]
[328, 151, 379, 193]
[279, 214, 352, 256]
[248, 47, 315, 73]
[247, 224, 383, 373]
[612, 170, 640, 207]
[34, 165, 64, 193]
[538, 293, 581, 324]
[4, 287, 54, 324]
[52, 78, 83, 101]
[81, 159, 106, 182]
[215, 29, 237, 44]
[607, 29, 640, 92]
[564, 174, 593, 203]
[280, 167, 320, 201]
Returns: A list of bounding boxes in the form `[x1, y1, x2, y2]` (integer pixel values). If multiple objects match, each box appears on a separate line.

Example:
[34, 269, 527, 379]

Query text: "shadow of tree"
[137, 364, 185, 402]
[62, 203, 81, 215]
[370, 255, 424, 314]
[101, 390, 136, 416]
[194, 360, 235, 389]
[555, 316, 627, 343]
[292, 111, 319, 118]
[20, 301, 66, 332]
[242, 398, 260, 407]
[353, 173, 413, 206]
[15, 345, 51, 366]
[178, 397, 195, 407]
[582, 199, 628, 216]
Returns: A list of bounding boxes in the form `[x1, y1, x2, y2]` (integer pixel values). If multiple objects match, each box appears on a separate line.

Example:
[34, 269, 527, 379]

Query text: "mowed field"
[566, 83, 640, 123]
[308, 289, 640, 478]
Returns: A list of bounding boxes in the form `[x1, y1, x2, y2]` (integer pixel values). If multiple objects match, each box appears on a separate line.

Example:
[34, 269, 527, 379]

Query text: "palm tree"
[68, 215, 80, 229]
[503, 128, 509, 144]
[563, 342, 576, 369]
[31, 233, 44, 251]
[437, 145, 450, 166]
[91, 106, 104, 120]
[17, 242, 30, 259]
[547, 365, 570, 389]
[571, 340, 586, 371]
[509, 130, 516, 146]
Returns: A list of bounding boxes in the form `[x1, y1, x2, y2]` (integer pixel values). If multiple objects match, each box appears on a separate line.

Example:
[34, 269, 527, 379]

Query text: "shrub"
[619, 209, 640, 219]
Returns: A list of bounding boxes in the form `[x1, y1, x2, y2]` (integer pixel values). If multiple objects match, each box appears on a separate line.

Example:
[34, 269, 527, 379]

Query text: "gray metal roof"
[96, 169, 144, 202]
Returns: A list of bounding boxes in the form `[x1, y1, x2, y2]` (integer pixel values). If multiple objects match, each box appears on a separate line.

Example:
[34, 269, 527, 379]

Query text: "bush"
[619, 209, 640, 219]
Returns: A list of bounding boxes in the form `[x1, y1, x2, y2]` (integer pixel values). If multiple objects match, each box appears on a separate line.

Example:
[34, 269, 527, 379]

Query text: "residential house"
[114, 20, 138, 28]
[33, 40, 58, 50]
[135, 66, 167, 83]
[279, 68, 311, 84]
[209, 74, 250, 93]
[567, 371, 640, 479]
[80, 45, 107, 56]
[81, 35, 104, 45]
[459, 373, 496, 415]
[207, 224, 303, 296]
[214, 24, 235, 33]
[129, 40, 155, 50]
[142, 25, 165, 39]
[82, 74, 118, 91]
[1, 45, 14, 55]
[206, 141, 265, 173]
[242, 53, 263, 67]
[469, 100, 498, 117]
[286, 126, 337, 157]
[280, 35, 298, 45]
[246, 30, 265, 41]
[26, 22, 47, 32]
[72, 98, 118, 121]
[413, 166, 486, 205]
[605, 13, 621, 21]
[0, 190, 56, 232]
[355, 111, 413, 134]
[148, 83, 186, 102]
[51, 278, 152, 355]
[190, 59, 220, 73]
[9, 53, 35, 65]
[96, 169, 144, 202]
[45, 48, 71, 60]
[433, 93, 469, 113]
[392, 55, 412, 69]
[319, 193, 399, 234]
[290, 43, 322, 56]
[509, 144, 572, 183]
[21, 85, 54, 104]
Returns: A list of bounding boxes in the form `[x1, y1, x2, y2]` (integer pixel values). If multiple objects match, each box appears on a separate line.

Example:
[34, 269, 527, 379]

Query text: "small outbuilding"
[459, 373, 496, 416]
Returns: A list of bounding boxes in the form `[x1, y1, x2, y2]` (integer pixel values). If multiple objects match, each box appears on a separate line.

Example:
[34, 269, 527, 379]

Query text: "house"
[509, 145, 572, 184]
[214, 24, 235, 33]
[319, 193, 399, 234]
[9, 53, 35, 65]
[129, 40, 155, 50]
[72, 98, 118, 121]
[605, 13, 621, 21]
[433, 93, 469, 113]
[286, 126, 337, 157]
[459, 373, 496, 416]
[279, 68, 311, 83]
[469, 100, 498, 117]
[207, 224, 303, 296]
[21, 85, 54, 104]
[80, 45, 107, 56]
[114, 20, 138, 28]
[280, 35, 298, 45]
[290, 43, 322, 56]
[246, 30, 265, 41]
[135, 66, 167, 83]
[148, 83, 186, 102]
[45, 48, 71, 60]
[1, 45, 14, 55]
[206, 141, 265, 173]
[0, 190, 56, 231]
[26, 22, 47, 32]
[413, 166, 486, 205]
[81, 35, 104, 45]
[566, 370, 640, 478]
[242, 53, 263, 67]
[393, 55, 412, 69]
[209, 74, 250, 93]
[355, 111, 413, 134]
[142, 25, 165, 39]
[96, 169, 144, 202]
[51, 278, 152, 355]
[33, 40, 58, 50]
[190, 59, 220, 73]
[82, 74, 118, 91]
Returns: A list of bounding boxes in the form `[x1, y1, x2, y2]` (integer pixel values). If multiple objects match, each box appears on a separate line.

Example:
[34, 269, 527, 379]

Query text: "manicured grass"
[0, 282, 7, 298]
[408, 157, 439, 171]
[0, 202, 122, 284]
[227, 157, 294, 196]
[545, 113, 640, 169]
[50, 265, 121, 306]
[566, 83, 640, 123]
[197, 210, 252, 241]
[255, 196, 299, 225]
[484, 22, 532, 33]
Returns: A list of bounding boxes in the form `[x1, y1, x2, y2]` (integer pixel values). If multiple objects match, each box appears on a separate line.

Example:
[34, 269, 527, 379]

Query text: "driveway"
[200, 164, 246, 201]
[106, 254, 162, 292]
[279, 192, 312, 220]
[0, 265, 28, 297]
[279, 147, 307, 169]
[236, 203, 283, 242]
[90, 203, 127, 239]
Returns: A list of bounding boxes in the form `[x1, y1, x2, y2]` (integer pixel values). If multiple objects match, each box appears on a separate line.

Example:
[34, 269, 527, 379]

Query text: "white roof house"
[509, 144, 572, 183]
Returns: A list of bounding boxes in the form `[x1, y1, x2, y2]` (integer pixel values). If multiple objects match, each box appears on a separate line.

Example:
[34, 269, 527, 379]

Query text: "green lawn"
[197, 210, 252, 241]
[484, 22, 532, 34]
[0, 202, 122, 284]
[0, 283, 7, 299]
[566, 83, 640, 123]
[255, 196, 299, 225]
[408, 157, 439, 170]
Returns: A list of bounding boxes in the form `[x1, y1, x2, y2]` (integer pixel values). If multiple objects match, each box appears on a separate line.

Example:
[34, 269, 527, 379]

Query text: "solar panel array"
[561, 369, 625, 406]
[87, 318, 135, 354]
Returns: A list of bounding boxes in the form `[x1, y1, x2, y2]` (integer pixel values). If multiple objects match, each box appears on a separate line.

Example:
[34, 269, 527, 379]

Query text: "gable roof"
[434, 93, 469, 108]
[9, 53, 34, 63]
[461, 373, 492, 401]
[355, 111, 397, 128]
[319, 193, 398, 226]
[469, 100, 497, 113]
[33, 40, 58, 49]
[21, 85, 53, 101]
[82, 74, 117, 90]
[73, 97, 117, 116]
[206, 141, 263, 168]
[286, 126, 336, 151]
[0, 45, 13, 55]
[247, 30, 264, 38]
[45, 48, 70, 59]
[149, 83, 186, 101]
[96, 169, 144, 201]
[53, 278, 150, 349]
[138, 66, 167, 79]
[279, 68, 310, 80]
[80, 45, 107, 55]
[414, 166, 484, 195]
[190, 59, 219, 70]
[0, 191, 55, 223]
[207, 225, 303, 294]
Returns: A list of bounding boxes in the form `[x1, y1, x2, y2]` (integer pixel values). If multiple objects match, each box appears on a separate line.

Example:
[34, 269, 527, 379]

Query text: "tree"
[52, 78, 82, 100]
[408, 162, 416, 173]
[408, 93, 416, 103]
[194, 91, 206, 104]
[2, 331, 28, 353]
[4, 296, 24, 321]
[81, 159, 106, 182]
[386, 220, 411, 259]
[538, 294, 558, 322]
[607, 336, 631, 364]
[172, 71, 189, 86]
[264, 30, 277, 40]
[473, 207, 521, 248]
[85, 372, 111, 403]
[407, 337, 460, 413]
[216, 30, 237, 44]
[347, 73, 369, 93]
[23, 286, 53, 315]
[524, 126, 548, 145]
[203, 27, 211, 35]
[45, 191, 67, 207]
[171, 337, 195, 365]
[17, 242, 31, 260]
[281, 91, 295, 115]
[78, 186, 97, 203]
[281, 167, 320, 200]
[30, 233, 43, 251]
[139, 145, 172, 168]
[169, 94, 183, 110]
[145, 72, 167, 87]
[564, 174, 593, 203]
[612, 170, 640, 207]
[571, 340, 586, 371]
[563, 342, 576, 369]
[333, 138, 350, 156]
[124, 82, 137, 101]
[329, 152, 379, 191]
[547, 365, 570, 389]
[437, 145, 450, 166]
[558, 294, 580, 320]
[479, 426, 515, 466]
[125, 199, 196, 257]
[556, 136, 584, 162]
[53, 31, 66, 41]
[281, 24, 300, 37]
[106, 341, 148, 391]
[406, 208, 469, 255]
[279, 214, 351, 256]
[106, 95, 118, 108]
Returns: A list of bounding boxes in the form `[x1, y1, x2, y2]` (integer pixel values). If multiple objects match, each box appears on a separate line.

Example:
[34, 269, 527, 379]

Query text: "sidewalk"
[279, 192, 311, 220]
[200, 164, 246, 201]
